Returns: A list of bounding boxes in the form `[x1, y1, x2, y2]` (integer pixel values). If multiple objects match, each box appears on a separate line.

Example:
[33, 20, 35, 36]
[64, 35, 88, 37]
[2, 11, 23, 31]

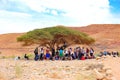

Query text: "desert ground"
[0, 24, 120, 80]
[0, 56, 120, 80]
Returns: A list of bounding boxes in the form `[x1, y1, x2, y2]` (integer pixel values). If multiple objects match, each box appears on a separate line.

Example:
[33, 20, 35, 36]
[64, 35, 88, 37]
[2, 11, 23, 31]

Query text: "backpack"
[34, 47, 38, 54]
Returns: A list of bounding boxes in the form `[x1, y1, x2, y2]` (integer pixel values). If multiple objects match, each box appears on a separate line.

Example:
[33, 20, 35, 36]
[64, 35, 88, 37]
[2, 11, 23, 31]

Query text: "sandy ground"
[0, 56, 120, 80]
[102, 57, 120, 80]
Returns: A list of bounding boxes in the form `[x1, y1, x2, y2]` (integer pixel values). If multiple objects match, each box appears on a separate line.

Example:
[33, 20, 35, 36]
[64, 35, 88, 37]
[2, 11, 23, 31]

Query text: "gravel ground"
[0, 57, 119, 80]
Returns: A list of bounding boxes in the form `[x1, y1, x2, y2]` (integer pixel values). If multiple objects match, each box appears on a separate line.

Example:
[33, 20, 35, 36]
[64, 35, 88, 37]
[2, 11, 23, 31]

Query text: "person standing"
[34, 47, 39, 61]
[39, 48, 44, 60]
[51, 48, 55, 60]
[90, 47, 94, 59]
[85, 48, 89, 59]
[59, 47, 64, 60]
[45, 47, 51, 60]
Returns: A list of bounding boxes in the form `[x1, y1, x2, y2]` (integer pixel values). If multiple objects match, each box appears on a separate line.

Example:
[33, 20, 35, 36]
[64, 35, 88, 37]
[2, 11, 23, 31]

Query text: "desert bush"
[118, 52, 120, 57]
[8, 55, 16, 59]
[27, 53, 34, 59]
[76, 73, 96, 80]
[0, 55, 16, 59]
[15, 63, 22, 78]
[1, 56, 7, 59]
[21, 53, 34, 60]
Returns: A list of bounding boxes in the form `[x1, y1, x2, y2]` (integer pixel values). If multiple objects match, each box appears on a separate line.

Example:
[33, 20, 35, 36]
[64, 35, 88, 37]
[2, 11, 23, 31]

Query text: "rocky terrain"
[0, 56, 119, 80]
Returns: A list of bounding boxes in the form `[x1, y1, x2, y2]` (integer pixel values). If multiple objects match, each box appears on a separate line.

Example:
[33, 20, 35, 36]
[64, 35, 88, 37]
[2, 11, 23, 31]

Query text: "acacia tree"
[17, 25, 95, 50]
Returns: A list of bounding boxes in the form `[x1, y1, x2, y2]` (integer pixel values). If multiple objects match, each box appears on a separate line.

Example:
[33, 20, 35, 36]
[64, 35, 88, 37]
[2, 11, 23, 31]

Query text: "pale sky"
[0, 0, 120, 34]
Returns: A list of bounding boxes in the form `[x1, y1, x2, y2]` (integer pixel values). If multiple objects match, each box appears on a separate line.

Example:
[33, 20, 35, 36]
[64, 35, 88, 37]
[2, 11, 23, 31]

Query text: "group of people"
[34, 46, 95, 61]
[98, 51, 119, 57]
[14, 46, 119, 61]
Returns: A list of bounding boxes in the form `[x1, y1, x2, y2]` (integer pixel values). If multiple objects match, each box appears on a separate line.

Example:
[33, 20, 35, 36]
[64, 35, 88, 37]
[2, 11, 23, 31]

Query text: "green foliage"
[21, 53, 34, 60]
[17, 25, 95, 48]
[0, 55, 16, 59]
[27, 53, 34, 59]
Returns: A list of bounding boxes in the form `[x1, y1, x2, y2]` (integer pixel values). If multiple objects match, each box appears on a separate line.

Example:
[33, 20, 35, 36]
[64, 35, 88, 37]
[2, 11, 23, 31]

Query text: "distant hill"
[0, 24, 120, 56]
[0, 33, 36, 56]
[70, 24, 120, 52]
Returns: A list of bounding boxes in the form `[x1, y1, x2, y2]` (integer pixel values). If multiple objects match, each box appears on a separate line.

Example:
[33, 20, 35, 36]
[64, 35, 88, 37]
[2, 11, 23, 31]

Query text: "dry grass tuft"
[15, 63, 22, 78]
[76, 73, 96, 80]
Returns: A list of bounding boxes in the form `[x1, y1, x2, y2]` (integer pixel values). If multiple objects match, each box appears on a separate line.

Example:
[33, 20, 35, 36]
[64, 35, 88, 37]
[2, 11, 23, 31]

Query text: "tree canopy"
[17, 25, 95, 49]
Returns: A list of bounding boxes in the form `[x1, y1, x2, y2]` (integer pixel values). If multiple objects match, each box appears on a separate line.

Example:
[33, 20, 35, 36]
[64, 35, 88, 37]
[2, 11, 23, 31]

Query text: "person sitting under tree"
[24, 54, 29, 60]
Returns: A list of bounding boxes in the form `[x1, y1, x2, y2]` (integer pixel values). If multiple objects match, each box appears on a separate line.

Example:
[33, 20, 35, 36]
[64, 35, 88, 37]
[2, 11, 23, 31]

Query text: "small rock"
[106, 69, 112, 75]
[94, 69, 105, 79]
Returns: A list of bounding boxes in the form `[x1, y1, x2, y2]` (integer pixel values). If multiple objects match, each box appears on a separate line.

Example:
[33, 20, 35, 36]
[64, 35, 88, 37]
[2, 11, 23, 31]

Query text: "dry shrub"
[76, 73, 96, 80]
[15, 63, 22, 78]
